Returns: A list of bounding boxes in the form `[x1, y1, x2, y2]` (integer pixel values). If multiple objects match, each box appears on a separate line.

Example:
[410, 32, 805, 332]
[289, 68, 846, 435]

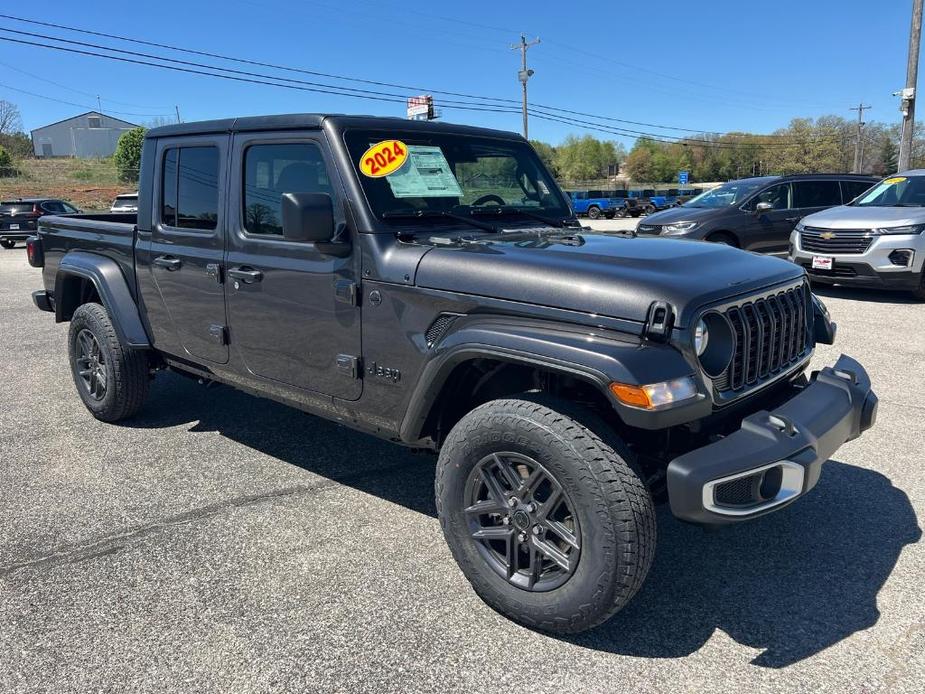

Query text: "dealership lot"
[0, 248, 922, 693]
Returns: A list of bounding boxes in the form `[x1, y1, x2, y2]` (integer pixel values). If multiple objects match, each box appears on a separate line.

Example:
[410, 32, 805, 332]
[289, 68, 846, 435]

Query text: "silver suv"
[789, 171, 925, 299]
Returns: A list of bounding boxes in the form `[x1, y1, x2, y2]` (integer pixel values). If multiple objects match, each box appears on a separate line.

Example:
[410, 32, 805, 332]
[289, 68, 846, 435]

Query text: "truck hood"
[415, 232, 804, 328]
[800, 205, 925, 228]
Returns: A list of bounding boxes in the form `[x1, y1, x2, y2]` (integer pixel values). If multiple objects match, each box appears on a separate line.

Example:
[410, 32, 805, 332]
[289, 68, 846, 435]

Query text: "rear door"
[791, 179, 843, 232]
[224, 131, 362, 400]
[147, 136, 229, 364]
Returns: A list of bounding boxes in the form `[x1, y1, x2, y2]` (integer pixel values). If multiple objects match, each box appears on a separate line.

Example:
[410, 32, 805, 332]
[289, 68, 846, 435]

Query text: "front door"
[224, 132, 361, 400]
[741, 182, 795, 254]
[148, 137, 229, 363]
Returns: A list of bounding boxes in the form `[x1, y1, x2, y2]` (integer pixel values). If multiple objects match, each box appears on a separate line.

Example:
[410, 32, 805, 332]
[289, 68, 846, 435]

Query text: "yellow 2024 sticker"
[884, 176, 907, 185]
[359, 140, 408, 178]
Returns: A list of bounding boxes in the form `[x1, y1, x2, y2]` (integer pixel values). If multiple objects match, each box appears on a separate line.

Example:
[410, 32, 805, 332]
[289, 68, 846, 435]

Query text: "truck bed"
[37, 213, 138, 298]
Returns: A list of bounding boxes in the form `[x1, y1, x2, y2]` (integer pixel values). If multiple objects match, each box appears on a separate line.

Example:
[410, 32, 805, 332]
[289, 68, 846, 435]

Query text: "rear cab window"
[161, 146, 220, 230]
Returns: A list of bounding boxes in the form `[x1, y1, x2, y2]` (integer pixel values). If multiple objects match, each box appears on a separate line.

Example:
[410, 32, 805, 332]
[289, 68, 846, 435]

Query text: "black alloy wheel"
[465, 451, 581, 591]
[74, 328, 108, 401]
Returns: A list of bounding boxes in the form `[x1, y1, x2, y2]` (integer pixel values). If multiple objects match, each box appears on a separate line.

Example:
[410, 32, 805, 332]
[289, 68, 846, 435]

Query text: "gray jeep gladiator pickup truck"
[27, 114, 878, 634]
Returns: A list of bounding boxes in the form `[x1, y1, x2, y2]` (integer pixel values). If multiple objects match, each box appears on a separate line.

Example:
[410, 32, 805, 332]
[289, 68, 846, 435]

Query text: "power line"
[0, 81, 171, 118]
[0, 21, 849, 150]
[0, 12, 845, 144]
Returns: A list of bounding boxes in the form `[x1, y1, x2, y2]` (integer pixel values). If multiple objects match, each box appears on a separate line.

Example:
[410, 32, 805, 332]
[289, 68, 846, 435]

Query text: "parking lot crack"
[0, 481, 339, 579]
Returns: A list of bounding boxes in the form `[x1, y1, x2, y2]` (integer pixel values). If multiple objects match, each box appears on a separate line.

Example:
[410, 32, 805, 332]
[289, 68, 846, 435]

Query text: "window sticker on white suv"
[385, 145, 463, 198]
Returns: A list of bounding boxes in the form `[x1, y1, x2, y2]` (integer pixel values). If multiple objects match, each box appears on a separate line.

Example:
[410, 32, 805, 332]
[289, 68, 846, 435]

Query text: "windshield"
[344, 130, 570, 225]
[113, 196, 137, 206]
[684, 180, 766, 208]
[852, 175, 925, 207]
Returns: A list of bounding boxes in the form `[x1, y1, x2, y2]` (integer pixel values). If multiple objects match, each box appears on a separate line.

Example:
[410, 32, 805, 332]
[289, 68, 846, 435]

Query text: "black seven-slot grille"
[714, 283, 809, 393]
[800, 227, 873, 254]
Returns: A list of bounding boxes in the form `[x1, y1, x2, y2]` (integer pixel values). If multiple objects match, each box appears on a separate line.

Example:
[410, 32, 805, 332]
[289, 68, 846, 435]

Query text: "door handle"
[227, 267, 263, 284]
[153, 255, 182, 271]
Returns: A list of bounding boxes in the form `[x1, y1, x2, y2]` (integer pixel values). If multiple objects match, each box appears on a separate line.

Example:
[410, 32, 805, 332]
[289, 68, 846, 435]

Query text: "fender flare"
[54, 251, 150, 349]
[399, 316, 708, 442]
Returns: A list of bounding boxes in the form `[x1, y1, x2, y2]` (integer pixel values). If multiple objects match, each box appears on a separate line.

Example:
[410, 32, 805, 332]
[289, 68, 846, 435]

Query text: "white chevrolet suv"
[790, 171, 925, 299]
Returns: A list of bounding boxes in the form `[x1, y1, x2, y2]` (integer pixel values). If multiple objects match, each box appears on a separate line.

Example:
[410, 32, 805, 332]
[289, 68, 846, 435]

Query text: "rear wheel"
[0, 239, 15, 249]
[68, 303, 150, 422]
[587, 205, 602, 220]
[644, 204, 656, 215]
[436, 397, 656, 634]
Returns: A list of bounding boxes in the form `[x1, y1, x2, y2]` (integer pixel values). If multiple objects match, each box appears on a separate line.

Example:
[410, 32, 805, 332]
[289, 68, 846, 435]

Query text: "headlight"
[662, 221, 698, 234]
[696, 312, 735, 378]
[609, 376, 698, 410]
[872, 224, 925, 235]
[794, 221, 806, 232]
[694, 318, 709, 355]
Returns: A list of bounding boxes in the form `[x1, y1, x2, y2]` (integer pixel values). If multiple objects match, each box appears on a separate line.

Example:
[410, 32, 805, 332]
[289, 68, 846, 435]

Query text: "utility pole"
[175, 105, 182, 124]
[511, 34, 540, 139]
[850, 103, 871, 172]
[899, 0, 923, 171]
[96, 95, 102, 115]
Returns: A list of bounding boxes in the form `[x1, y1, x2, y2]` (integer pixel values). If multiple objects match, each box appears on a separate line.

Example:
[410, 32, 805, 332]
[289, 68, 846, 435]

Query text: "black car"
[0, 198, 81, 248]
[635, 174, 877, 254]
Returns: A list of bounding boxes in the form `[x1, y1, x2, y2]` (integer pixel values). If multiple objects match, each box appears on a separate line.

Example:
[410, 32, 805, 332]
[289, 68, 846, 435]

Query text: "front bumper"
[667, 354, 876, 525]
[790, 231, 924, 290]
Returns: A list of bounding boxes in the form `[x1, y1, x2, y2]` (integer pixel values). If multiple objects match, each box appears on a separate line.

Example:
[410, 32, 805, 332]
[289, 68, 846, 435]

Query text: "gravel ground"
[0, 246, 922, 693]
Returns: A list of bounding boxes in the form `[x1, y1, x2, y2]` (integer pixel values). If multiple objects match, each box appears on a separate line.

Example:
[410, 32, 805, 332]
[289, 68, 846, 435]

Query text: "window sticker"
[883, 176, 907, 185]
[385, 145, 464, 198]
[359, 140, 408, 178]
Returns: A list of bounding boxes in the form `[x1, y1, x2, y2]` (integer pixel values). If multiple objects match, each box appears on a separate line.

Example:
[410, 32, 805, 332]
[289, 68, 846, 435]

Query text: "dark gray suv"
[635, 174, 877, 254]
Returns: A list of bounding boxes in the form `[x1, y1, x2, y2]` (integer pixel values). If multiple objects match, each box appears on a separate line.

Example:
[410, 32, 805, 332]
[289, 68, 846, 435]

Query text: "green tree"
[114, 127, 147, 183]
[554, 135, 623, 181]
[0, 145, 13, 178]
[530, 140, 558, 176]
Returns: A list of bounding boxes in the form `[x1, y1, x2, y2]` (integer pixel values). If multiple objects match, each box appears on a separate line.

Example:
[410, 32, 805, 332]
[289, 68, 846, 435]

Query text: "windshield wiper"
[381, 209, 497, 233]
[468, 205, 567, 228]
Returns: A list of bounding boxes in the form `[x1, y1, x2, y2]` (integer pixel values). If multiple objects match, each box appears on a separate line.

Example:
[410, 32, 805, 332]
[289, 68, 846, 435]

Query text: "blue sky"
[0, 0, 918, 146]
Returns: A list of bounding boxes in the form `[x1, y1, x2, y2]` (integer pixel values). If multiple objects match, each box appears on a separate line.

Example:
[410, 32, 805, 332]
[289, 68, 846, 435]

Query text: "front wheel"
[435, 397, 656, 634]
[68, 303, 150, 422]
[912, 270, 925, 301]
[587, 205, 602, 220]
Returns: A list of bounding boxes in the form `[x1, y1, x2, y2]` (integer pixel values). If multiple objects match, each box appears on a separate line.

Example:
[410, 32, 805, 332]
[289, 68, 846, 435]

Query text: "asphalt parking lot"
[0, 246, 922, 693]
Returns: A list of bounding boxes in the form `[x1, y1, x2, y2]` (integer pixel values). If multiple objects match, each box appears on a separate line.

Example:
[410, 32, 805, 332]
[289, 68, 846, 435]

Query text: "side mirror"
[281, 192, 335, 243]
[754, 201, 774, 215]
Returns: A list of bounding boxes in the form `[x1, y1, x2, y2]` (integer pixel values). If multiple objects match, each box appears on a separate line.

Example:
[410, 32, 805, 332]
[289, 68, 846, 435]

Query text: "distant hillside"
[0, 158, 134, 211]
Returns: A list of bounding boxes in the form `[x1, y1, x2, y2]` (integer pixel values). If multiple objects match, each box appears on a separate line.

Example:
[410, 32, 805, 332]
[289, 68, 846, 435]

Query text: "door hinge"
[334, 279, 357, 306]
[206, 263, 223, 284]
[336, 354, 360, 379]
[209, 324, 228, 345]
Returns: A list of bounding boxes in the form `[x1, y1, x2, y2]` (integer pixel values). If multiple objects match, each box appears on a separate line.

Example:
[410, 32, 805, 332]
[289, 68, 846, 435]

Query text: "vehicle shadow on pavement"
[129, 373, 441, 517]
[130, 374, 920, 669]
[567, 460, 921, 668]
[811, 284, 922, 305]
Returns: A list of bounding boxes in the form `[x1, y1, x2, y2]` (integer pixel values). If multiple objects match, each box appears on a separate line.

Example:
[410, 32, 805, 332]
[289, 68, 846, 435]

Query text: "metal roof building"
[30, 111, 138, 158]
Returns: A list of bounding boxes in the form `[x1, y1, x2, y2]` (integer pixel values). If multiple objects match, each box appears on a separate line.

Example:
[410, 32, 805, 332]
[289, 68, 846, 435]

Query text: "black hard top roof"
[147, 113, 523, 140]
[728, 173, 877, 185]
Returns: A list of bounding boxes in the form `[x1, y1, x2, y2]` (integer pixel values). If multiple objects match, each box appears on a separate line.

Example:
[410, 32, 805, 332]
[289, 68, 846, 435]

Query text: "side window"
[243, 142, 332, 236]
[751, 183, 791, 210]
[793, 180, 841, 208]
[161, 146, 219, 230]
[161, 149, 178, 226]
[841, 180, 873, 202]
[42, 201, 64, 213]
[62, 203, 79, 213]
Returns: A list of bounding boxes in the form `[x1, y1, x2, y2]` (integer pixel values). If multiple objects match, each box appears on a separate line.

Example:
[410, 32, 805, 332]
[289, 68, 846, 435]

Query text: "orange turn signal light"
[608, 382, 652, 409]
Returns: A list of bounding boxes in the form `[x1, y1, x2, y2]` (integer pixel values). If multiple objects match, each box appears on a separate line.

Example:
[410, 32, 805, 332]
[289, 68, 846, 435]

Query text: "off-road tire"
[587, 205, 602, 220]
[68, 302, 149, 422]
[644, 204, 656, 215]
[0, 239, 15, 249]
[435, 397, 656, 634]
